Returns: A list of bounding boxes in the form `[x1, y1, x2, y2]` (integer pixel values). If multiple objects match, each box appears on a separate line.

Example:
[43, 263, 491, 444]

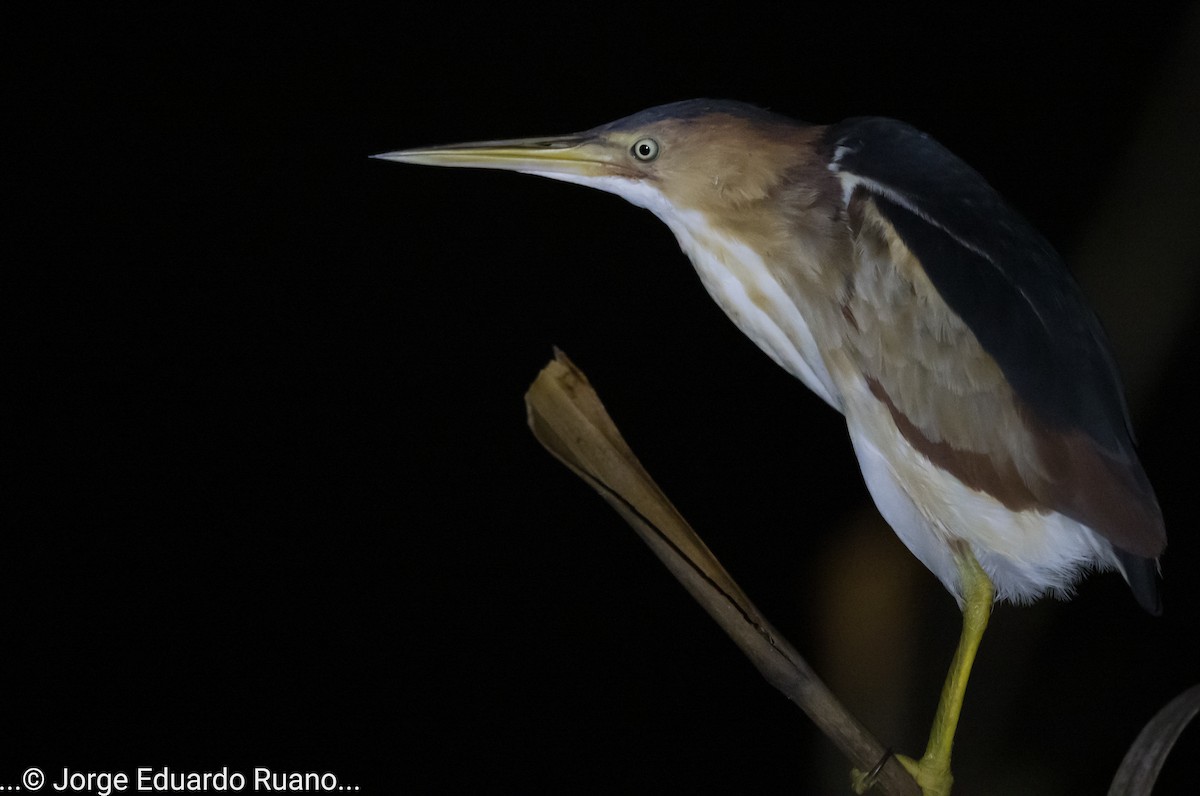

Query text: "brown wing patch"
[846, 192, 1165, 558]
[865, 376, 1040, 512]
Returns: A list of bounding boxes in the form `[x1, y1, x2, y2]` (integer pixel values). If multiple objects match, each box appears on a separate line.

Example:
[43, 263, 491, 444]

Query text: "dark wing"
[827, 117, 1165, 610]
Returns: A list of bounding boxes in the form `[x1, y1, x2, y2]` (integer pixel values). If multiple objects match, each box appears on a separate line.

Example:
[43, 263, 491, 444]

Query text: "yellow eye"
[631, 138, 659, 161]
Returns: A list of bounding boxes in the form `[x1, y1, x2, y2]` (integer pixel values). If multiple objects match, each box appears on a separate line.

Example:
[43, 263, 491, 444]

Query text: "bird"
[374, 99, 1166, 795]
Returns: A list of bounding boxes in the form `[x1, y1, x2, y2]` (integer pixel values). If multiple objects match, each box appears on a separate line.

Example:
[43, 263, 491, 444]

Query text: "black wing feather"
[829, 117, 1134, 456]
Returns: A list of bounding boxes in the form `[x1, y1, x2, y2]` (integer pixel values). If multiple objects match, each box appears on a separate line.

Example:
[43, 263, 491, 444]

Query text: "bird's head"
[374, 99, 830, 236]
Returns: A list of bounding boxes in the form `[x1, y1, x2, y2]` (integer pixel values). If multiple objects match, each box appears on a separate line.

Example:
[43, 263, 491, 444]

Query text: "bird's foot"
[849, 767, 876, 793]
[849, 752, 951, 795]
[895, 752, 952, 796]
[849, 748, 894, 794]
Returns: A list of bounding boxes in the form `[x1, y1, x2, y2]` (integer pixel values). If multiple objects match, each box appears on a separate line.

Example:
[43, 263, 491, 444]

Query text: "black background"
[10, 5, 1200, 794]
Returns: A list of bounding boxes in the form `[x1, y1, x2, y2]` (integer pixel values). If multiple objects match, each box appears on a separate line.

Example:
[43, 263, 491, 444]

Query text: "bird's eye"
[631, 138, 659, 162]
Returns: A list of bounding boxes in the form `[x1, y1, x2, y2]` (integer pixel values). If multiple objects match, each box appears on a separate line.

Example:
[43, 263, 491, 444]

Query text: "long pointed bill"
[372, 135, 633, 183]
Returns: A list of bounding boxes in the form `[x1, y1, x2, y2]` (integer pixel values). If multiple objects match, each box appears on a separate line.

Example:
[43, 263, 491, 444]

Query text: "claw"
[850, 747, 895, 793]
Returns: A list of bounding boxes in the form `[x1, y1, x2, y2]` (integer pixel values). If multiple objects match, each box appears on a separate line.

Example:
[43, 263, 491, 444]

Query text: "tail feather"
[1114, 548, 1162, 615]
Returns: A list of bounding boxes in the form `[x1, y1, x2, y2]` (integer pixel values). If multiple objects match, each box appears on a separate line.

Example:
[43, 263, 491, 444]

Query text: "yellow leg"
[893, 549, 994, 796]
